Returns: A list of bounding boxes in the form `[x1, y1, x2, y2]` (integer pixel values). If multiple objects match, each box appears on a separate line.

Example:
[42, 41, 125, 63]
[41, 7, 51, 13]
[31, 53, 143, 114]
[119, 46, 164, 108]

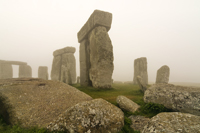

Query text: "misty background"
[0, 0, 200, 83]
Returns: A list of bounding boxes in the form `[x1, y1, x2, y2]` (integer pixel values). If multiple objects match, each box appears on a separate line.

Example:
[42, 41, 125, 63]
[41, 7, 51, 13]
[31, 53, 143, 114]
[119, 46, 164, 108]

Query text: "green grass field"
[0, 83, 171, 133]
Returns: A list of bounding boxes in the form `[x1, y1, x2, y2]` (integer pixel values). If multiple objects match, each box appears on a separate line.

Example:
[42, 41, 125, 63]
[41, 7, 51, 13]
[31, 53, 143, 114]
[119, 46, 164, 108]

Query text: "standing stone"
[77, 76, 80, 84]
[0, 63, 13, 79]
[38, 66, 48, 80]
[137, 76, 148, 92]
[156, 65, 170, 84]
[51, 47, 76, 84]
[88, 26, 114, 88]
[19, 65, 32, 78]
[133, 57, 148, 85]
[77, 10, 113, 89]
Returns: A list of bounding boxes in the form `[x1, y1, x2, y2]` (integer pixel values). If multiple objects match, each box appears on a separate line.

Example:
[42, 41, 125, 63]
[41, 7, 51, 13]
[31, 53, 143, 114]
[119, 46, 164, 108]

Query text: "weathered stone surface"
[79, 39, 92, 86]
[0, 60, 27, 65]
[137, 76, 148, 92]
[77, 76, 80, 84]
[116, 95, 140, 113]
[38, 66, 48, 80]
[133, 57, 148, 85]
[60, 53, 76, 84]
[0, 78, 92, 128]
[51, 55, 61, 81]
[144, 83, 200, 116]
[142, 112, 200, 133]
[53, 47, 76, 56]
[0, 63, 13, 79]
[129, 115, 150, 132]
[19, 65, 32, 78]
[77, 10, 112, 43]
[88, 26, 114, 88]
[47, 98, 124, 133]
[156, 65, 170, 84]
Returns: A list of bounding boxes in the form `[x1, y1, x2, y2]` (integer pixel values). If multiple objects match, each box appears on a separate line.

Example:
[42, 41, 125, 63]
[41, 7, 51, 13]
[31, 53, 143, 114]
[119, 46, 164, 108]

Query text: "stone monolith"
[156, 65, 170, 84]
[133, 57, 148, 85]
[77, 10, 114, 88]
[19, 65, 32, 78]
[38, 66, 48, 80]
[0, 63, 13, 79]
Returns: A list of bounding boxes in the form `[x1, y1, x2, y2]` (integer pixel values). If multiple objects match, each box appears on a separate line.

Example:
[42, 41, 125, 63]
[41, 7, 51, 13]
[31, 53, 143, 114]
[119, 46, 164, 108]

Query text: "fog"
[1, 0, 200, 83]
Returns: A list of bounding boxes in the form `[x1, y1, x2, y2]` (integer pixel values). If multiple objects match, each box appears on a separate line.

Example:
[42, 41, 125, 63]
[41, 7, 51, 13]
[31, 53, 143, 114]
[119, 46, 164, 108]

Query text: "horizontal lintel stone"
[53, 47, 76, 56]
[77, 10, 112, 43]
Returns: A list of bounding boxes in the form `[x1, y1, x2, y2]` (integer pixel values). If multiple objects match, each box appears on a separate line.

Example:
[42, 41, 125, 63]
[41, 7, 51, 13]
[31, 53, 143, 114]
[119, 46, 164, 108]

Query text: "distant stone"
[156, 65, 170, 84]
[137, 76, 147, 92]
[47, 98, 124, 133]
[51, 55, 61, 81]
[77, 76, 80, 84]
[0, 63, 13, 79]
[133, 57, 148, 85]
[116, 95, 140, 113]
[88, 26, 114, 88]
[19, 65, 32, 78]
[38, 66, 48, 80]
[53, 47, 76, 56]
[0, 78, 92, 128]
[142, 112, 200, 133]
[144, 83, 200, 116]
[77, 10, 112, 43]
[129, 115, 150, 132]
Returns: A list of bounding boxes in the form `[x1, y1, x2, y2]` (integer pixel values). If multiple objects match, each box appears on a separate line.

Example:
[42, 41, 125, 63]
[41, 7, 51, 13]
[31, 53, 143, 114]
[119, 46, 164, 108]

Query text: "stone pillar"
[51, 47, 76, 84]
[38, 66, 48, 80]
[156, 65, 170, 84]
[133, 57, 148, 85]
[19, 65, 32, 78]
[77, 10, 113, 88]
[0, 63, 13, 79]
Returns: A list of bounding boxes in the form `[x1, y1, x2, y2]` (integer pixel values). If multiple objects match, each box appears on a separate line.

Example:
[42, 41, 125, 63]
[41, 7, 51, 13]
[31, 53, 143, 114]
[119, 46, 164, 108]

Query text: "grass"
[0, 83, 172, 133]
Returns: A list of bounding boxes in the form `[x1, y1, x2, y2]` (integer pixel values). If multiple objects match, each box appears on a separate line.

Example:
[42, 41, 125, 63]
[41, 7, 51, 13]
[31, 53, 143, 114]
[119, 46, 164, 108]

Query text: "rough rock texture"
[88, 26, 114, 88]
[144, 83, 200, 116]
[129, 115, 150, 132]
[116, 95, 140, 113]
[79, 39, 92, 86]
[0, 78, 92, 128]
[0, 63, 13, 79]
[133, 57, 148, 85]
[77, 10, 112, 43]
[137, 76, 147, 92]
[142, 112, 200, 133]
[156, 65, 170, 84]
[53, 47, 76, 56]
[19, 65, 32, 78]
[51, 55, 62, 81]
[38, 66, 48, 80]
[47, 98, 124, 133]
[77, 76, 80, 84]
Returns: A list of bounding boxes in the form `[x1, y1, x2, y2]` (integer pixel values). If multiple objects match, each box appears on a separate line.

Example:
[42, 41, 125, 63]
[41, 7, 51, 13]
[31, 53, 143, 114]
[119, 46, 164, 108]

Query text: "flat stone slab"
[53, 47, 76, 56]
[77, 10, 112, 43]
[0, 60, 27, 65]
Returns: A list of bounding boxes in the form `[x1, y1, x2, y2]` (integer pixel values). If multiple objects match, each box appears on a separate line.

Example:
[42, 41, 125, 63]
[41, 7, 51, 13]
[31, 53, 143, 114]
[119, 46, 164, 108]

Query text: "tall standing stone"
[133, 57, 148, 85]
[156, 65, 170, 84]
[38, 66, 48, 80]
[77, 10, 113, 88]
[0, 63, 13, 79]
[19, 65, 32, 78]
[51, 47, 76, 84]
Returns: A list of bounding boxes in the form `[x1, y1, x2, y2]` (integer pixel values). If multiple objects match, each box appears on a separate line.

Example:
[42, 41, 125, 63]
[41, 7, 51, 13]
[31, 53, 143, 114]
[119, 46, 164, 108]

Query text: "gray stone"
[142, 112, 200, 133]
[116, 95, 140, 113]
[88, 26, 114, 88]
[51, 55, 62, 81]
[38, 66, 48, 80]
[79, 39, 91, 86]
[0, 60, 27, 65]
[133, 57, 148, 85]
[156, 65, 170, 84]
[0, 63, 13, 79]
[77, 76, 80, 84]
[47, 98, 124, 133]
[77, 10, 112, 43]
[19, 65, 32, 78]
[137, 76, 147, 92]
[144, 83, 200, 116]
[53, 47, 75, 56]
[129, 115, 150, 132]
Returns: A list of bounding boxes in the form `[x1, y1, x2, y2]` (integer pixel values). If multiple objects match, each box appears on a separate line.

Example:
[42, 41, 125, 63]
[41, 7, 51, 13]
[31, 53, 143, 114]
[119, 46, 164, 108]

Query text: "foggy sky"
[0, 0, 200, 83]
